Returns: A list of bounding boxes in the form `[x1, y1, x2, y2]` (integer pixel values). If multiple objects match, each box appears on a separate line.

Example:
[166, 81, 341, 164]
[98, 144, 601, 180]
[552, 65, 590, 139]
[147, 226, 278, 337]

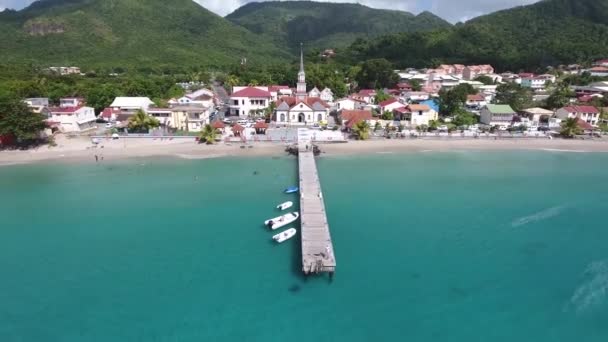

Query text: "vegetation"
[408, 79, 423, 91]
[453, 109, 479, 127]
[341, 0, 608, 71]
[495, 83, 533, 111]
[352, 121, 371, 140]
[0, 97, 48, 147]
[226, 1, 450, 51]
[356, 59, 398, 89]
[127, 109, 160, 133]
[0, 0, 287, 70]
[474, 75, 495, 85]
[546, 83, 575, 109]
[375, 89, 391, 104]
[198, 124, 218, 144]
[560, 117, 582, 138]
[438, 84, 476, 116]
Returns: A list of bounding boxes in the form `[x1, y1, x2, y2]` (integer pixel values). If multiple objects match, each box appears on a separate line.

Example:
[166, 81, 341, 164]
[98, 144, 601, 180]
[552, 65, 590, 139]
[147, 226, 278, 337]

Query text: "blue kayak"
[284, 186, 299, 194]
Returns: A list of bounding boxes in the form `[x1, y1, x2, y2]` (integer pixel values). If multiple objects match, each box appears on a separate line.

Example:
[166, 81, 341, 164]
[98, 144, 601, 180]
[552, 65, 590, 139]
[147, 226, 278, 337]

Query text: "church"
[275, 45, 330, 125]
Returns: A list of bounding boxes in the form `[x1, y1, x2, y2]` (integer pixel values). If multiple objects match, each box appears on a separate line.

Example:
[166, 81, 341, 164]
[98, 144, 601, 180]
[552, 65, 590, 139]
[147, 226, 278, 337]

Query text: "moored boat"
[264, 212, 299, 230]
[284, 186, 299, 194]
[272, 228, 297, 243]
[276, 201, 293, 211]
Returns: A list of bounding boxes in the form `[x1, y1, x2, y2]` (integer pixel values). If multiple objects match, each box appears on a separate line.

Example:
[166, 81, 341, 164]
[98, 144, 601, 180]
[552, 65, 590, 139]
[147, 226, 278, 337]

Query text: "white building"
[378, 98, 403, 114]
[403, 91, 430, 102]
[521, 107, 555, 124]
[59, 98, 84, 108]
[110, 97, 154, 113]
[480, 104, 516, 126]
[229, 87, 272, 117]
[466, 94, 487, 109]
[169, 88, 215, 107]
[48, 106, 96, 132]
[308, 87, 321, 98]
[320, 88, 334, 103]
[334, 98, 366, 111]
[393, 104, 439, 127]
[555, 106, 600, 126]
[520, 77, 548, 90]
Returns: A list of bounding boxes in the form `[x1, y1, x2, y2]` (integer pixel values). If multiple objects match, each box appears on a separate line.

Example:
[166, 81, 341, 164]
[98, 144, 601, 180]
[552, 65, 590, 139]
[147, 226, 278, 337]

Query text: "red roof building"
[341, 110, 373, 128]
[48, 106, 82, 114]
[231, 87, 272, 98]
[211, 120, 226, 129]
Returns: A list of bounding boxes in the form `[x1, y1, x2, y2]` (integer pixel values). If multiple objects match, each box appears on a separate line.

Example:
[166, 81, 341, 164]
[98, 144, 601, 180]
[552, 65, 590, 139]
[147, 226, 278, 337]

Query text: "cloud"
[1, 0, 541, 23]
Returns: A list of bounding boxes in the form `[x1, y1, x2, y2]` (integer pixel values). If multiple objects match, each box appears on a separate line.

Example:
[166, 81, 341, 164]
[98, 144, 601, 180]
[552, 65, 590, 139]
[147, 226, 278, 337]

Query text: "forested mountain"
[226, 1, 451, 51]
[0, 0, 288, 71]
[343, 0, 608, 71]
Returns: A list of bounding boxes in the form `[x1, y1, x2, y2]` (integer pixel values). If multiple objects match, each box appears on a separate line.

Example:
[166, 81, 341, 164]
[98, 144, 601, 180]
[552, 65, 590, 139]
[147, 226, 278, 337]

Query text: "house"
[397, 104, 439, 127]
[319, 88, 334, 103]
[110, 97, 154, 113]
[60, 98, 84, 108]
[555, 106, 600, 126]
[463, 65, 495, 80]
[521, 77, 548, 90]
[575, 118, 600, 134]
[147, 108, 173, 126]
[587, 67, 608, 77]
[352, 89, 376, 104]
[268, 85, 293, 101]
[101, 108, 121, 122]
[593, 59, 608, 67]
[521, 108, 554, 124]
[275, 97, 329, 125]
[47, 106, 96, 132]
[24, 98, 49, 107]
[403, 91, 430, 103]
[379, 98, 403, 114]
[308, 87, 321, 98]
[340, 110, 373, 129]
[334, 97, 366, 111]
[229, 87, 271, 117]
[169, 106, 212, 132]
[466, 94, 487, 109]
[480, 104, 517, 126]
[170, 88, 215, 107]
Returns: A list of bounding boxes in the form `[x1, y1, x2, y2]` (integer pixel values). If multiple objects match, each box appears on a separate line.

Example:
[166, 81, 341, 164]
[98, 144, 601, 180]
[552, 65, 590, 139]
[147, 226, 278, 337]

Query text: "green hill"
[343, 0, 608, 71]
[0, 0, 288, 71]
[226, 1, 451, 51]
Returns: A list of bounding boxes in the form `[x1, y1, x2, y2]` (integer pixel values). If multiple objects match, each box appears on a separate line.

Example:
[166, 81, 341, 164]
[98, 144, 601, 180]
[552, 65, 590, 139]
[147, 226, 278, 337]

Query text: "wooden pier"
[297, 129, 336, 276]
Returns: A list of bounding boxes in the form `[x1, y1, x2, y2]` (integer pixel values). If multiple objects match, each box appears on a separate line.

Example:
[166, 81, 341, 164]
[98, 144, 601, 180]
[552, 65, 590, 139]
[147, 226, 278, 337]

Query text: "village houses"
[47, 97, 96, 132]
[555, 106, 600, 126]
[480, 104, 517, 126]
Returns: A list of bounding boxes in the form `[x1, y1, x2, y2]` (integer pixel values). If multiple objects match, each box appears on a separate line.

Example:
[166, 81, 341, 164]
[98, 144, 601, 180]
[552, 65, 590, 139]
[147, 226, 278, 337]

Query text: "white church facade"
[275, 45, 330, 125]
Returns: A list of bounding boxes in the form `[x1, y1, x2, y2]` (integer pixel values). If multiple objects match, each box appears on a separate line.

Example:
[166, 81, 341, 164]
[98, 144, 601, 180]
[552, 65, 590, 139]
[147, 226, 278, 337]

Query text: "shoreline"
[1, 137, 608, 166]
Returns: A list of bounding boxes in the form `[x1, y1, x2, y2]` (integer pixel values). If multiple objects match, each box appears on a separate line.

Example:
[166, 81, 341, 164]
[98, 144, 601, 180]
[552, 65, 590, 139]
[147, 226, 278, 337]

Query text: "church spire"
[299, 42, 304, 73]
[296, 42, 307, 100]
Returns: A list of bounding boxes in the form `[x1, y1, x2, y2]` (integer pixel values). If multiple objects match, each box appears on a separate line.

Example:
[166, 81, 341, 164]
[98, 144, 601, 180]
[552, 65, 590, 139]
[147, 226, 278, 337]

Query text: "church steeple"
[296, 43, 307, 100]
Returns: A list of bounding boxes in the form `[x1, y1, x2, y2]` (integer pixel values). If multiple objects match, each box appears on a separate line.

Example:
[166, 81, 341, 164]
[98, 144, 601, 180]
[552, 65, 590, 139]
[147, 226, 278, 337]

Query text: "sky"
[0, 0, 540, 23]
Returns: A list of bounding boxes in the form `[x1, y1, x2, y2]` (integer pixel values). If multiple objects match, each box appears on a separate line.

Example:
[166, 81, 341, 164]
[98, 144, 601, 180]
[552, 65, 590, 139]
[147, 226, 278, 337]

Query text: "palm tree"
[352, 121, 371, 140]
[127, 109, 160, 133]
[199, 124, 218, 144]
[560, 117, 581, 138]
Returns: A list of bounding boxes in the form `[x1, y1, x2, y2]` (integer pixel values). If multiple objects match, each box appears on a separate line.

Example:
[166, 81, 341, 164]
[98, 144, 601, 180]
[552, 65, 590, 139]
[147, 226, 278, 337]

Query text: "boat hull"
[264, 212, 299, 230]
[273, 228, 297, 243]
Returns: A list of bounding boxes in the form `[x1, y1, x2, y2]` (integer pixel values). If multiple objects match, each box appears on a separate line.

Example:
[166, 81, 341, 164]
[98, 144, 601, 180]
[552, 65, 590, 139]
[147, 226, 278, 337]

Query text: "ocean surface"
[1, 151, 607, 341]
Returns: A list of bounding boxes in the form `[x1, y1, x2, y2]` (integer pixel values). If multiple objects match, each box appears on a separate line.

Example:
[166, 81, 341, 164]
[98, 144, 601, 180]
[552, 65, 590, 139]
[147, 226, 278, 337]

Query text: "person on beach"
[95, 155, 98, 162]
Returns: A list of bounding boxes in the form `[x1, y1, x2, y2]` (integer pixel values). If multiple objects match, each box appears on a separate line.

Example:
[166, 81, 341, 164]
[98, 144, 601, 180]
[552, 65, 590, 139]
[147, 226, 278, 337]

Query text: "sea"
[0, 151, 607, 341]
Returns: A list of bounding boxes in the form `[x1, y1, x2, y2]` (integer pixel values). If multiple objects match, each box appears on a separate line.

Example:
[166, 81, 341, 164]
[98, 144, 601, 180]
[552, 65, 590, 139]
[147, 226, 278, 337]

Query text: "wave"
[511, 205, 567, 227]
[567, 260, 608, 314]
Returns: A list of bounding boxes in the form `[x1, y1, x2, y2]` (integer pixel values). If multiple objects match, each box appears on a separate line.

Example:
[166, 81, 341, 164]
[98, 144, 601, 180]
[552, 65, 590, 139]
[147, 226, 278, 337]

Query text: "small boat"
[284, 186, 299, 194]
[273, 228, 297, 243]
[264, 212, 299, 230]
[276, 201, 293, 211]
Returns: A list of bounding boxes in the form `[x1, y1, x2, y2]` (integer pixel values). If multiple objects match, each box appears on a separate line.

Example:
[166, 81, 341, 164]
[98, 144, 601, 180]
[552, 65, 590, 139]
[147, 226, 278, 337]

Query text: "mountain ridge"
[226, 1, 451, 50]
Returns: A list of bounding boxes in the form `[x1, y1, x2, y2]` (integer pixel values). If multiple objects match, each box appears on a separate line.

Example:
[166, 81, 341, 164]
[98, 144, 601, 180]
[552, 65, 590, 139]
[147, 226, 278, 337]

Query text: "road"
[212, 81, 230, 120]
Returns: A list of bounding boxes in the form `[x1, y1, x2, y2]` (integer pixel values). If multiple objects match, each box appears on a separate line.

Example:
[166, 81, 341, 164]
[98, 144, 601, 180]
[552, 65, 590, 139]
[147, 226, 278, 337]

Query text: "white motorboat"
[276, 201, 293, 211]
[272, 228, 297, 243]
[264, 212, 299, 230]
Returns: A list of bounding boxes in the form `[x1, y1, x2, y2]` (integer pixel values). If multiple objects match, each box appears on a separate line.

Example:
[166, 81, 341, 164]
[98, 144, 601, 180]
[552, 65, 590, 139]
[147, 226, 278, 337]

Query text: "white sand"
[1, 135, 608, 166]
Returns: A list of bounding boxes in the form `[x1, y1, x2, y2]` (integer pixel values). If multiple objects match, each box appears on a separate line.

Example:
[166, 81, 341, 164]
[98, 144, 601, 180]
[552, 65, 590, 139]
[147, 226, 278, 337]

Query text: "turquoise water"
[1, 151, 607, 341]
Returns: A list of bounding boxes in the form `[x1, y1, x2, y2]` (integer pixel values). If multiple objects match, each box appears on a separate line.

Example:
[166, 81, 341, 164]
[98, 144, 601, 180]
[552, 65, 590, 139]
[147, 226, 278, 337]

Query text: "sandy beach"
[1, 135, 608, 166]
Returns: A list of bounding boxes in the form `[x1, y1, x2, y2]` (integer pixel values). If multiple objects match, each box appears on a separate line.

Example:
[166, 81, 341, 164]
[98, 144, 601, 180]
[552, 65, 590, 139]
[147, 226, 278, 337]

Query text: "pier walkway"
[297, 129, 336, 275]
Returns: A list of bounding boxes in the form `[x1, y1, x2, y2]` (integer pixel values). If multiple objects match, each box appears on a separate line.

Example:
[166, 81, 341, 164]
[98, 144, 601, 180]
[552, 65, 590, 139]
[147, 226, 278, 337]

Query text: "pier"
[297, 129, 336, 276]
